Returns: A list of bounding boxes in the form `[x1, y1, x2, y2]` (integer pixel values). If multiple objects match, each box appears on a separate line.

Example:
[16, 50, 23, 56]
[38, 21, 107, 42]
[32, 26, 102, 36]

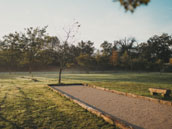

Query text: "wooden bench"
[149, 88, 171, 97]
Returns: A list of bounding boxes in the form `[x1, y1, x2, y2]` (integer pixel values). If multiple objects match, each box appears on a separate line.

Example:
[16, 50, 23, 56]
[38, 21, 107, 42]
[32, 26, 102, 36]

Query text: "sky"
[0, 0, 172, 48]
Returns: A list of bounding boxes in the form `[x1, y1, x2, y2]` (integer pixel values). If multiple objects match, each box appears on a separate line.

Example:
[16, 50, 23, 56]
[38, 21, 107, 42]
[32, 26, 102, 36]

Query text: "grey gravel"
[53, 85, 172, 129]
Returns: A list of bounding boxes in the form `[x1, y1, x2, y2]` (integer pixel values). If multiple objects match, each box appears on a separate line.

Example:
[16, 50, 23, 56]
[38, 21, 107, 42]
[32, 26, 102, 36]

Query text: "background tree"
[2, 32, 21, 73]
[110, 50, 119, 67]
[146, 33, 172, 63]
[0, 40, 6, 70]
[77, 40, 95, 56]
[76, 53, 95, 73]
[169, 58, 172, 65]
[101, 41, 113, 56]
[20, 26, 48, 74]
[120, 51, 130, 69]
[38, 36, 60, 68]
[99, 41, 113, 69]
[114, 37, 136, 56]
[0, 27, 172, 73]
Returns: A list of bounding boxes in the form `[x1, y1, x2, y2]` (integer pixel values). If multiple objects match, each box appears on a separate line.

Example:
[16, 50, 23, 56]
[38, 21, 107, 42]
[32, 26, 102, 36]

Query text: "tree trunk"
[29, 64, 32, 74]
[8, 66, 11, 75]
[58, 68, 62, 84]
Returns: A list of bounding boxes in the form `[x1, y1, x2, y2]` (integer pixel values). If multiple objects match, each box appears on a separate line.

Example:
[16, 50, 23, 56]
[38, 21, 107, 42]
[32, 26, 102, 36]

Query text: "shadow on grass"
[0, 93, 23, 129]
[0, 93, 7, 111]
[15, 87, 37, 128]
[0, 114, 22, 129]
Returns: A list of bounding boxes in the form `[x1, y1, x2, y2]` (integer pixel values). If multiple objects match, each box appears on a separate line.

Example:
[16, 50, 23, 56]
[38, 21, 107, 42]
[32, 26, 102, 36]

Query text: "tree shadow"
[0, 93, 23, 129]
[16, 87, 38, 128]
[0, 93, 7, 111]
[0, 87, 39, 128]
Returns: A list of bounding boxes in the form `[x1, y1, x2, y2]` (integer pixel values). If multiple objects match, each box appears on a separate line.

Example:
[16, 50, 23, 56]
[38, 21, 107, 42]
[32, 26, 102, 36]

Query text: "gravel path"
[53, 85, 172, 129]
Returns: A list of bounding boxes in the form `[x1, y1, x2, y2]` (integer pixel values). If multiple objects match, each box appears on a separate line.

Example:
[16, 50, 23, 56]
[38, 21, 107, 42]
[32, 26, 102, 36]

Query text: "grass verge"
[28, 72, 172, 101]
[0, 74, 116, 129]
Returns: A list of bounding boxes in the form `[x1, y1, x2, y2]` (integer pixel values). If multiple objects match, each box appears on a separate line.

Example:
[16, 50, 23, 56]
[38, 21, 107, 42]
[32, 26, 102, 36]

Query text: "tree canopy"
[0, 27, 172, 74]
[114, 0, 150, 12]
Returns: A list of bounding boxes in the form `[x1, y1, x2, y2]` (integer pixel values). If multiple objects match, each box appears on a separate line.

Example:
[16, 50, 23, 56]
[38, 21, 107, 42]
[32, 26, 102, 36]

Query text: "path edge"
[47, 85, 134, 129]
[83, 83, 172, 107]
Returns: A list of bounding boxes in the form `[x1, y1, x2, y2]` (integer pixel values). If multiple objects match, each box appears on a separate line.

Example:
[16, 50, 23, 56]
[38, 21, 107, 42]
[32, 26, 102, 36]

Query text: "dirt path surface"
[53, 85, 172, 129]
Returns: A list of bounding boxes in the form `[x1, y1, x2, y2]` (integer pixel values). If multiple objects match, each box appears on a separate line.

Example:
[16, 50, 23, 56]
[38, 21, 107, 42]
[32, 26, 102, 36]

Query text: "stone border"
[47, 85, 134, 129]
[83, 83, 172, 107]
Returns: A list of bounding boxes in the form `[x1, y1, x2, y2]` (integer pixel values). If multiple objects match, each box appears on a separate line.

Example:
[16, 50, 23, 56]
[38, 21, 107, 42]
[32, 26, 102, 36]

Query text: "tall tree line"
[0, 27, 172, 73]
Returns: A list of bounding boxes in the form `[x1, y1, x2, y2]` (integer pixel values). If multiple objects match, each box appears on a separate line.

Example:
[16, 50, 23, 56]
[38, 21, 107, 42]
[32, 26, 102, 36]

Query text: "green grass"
[18, 72, 172, 101]
[63, 72, 172, 101]
[62, 72, 172, 101]
[0, 72, 172, 128]
[0, 73, 116, 129]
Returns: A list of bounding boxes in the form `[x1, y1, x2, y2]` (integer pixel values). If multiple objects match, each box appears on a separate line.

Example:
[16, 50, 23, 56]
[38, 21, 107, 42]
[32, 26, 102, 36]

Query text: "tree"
[76, 53, 95, 73]
[45, 36, 60, 50]
[170, 58, 172, 65]
[113, 0, 150, 12]
[2, 32, 21, 73]
[146, 33, 172, 63]
[39, 36, 60, 67]
[136, 34, 172, 71]
[114, 37, 136, 56]
[57, 21, 80, 84]
[0, 40, 7, 70]
[110, 50, 119, 66]
[100, 41, 113, 56]
[120, 51, 130, 69]
[36, 49, 57, 68]
[131, 57, 148, 70]
[77, 40, 95, 56]
[21, 26, 48, 74]
[99, 41, 114, 69]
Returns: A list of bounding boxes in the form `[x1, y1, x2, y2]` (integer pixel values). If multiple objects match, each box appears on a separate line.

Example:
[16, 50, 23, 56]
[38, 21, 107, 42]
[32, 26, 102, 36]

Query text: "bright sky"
[0, 0, 172, 47]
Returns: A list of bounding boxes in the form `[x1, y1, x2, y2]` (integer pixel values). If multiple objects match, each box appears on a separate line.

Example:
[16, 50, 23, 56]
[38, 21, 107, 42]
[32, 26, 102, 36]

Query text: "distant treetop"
[114, 0, 150, 12]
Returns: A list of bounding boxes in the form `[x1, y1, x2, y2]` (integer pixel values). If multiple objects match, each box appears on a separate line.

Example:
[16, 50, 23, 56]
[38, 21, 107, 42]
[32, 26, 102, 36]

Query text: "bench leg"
[152, 92, 158, 96]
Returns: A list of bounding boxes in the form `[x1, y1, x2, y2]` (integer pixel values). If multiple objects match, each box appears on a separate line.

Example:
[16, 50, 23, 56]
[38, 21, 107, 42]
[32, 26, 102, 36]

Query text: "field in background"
[0, 73, 116, 129]
[1, 72, 172, 101]
[62, 72, 172, 101]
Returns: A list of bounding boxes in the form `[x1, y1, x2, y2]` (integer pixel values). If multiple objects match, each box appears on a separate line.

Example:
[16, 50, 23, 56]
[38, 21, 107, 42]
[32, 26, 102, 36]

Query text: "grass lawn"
[0, 73, 116, 129]
[62, 72, 172, 101]
[24, 72, 172, 101]
[0, 72, 172, 128]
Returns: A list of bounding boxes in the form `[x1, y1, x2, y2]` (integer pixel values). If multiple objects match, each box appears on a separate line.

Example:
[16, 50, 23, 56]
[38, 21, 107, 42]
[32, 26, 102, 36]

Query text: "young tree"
[56, 21, 80, 84]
